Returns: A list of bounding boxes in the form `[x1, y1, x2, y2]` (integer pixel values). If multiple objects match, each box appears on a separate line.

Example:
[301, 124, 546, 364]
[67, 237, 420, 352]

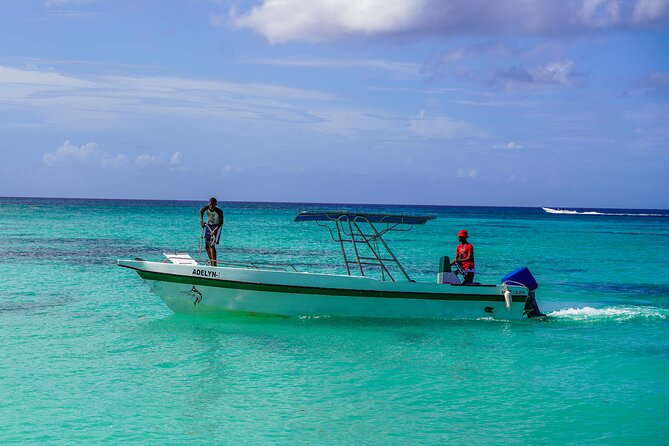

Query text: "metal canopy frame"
[294, 211, 436, 282]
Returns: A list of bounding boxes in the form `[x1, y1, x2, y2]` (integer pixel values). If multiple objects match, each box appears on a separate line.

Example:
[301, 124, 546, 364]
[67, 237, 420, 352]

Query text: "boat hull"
[118, 260, 531, 320]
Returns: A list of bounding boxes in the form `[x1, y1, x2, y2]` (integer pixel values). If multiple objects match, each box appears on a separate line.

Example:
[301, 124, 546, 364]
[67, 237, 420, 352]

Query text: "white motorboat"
[118, 211, 543, 320]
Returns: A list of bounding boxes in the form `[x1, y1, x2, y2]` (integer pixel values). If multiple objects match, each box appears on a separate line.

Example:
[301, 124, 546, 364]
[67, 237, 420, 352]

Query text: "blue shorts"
[204, 225, 221, 246]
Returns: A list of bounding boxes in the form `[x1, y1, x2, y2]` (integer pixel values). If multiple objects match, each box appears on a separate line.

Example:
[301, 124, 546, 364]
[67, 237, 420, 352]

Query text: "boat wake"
[541, 207, 665, 217]
[547, 306, 668, 322]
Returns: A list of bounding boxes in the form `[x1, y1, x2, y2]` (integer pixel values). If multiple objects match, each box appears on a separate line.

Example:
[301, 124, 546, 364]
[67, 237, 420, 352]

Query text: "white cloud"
[493, 142, 523, 149]
[578, 0, 623, 27]
[42, 140, 130, 169]
[232, 0, 669, 43]
[409, 110, 482, 140]
[1, 64, 440, 141]
[493, 60, 579, 89]
[0, 65, 95, 90]
[246, 57, 421, 79]
[529, 60, 576, 85]
[0, 65, 335, 105]
[457, 168, 479, 178]
[633, 0, 669, 22]
[221, 164, 244, 176]
[420, 41, 581, 90]
[43, 140, 101, 165]
[99, 153, 130, 169]
[169, 152, 182, 165]
[134, 154, 162, 168]
[637, 70, 669, 94]
[134, 152, 186, 170]
[43, 140, 182, 170]
[44, 0, 95, 6]
[233, 0, 419, 43]
[0, 65, 340, 132]
[209, 14, 226, 27]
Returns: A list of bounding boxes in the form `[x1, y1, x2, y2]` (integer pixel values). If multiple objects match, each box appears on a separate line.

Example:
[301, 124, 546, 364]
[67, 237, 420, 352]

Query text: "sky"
[0, 0, 668, 208]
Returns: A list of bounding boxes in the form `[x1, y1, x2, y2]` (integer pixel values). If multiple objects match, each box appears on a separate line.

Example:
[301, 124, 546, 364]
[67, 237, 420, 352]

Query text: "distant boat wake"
[541, 207, 665, 217]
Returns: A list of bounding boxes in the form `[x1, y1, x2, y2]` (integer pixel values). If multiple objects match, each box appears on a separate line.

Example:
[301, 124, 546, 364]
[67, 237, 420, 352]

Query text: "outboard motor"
[501, 267, 545, 317]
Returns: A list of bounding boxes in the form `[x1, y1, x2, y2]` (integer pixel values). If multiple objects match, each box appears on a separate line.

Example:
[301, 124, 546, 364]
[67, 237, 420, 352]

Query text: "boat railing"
[501, 280, 529, 291]
[196, 258, 299, 272]
[195, 229, 298, 272]
[159, 254, 299, 272]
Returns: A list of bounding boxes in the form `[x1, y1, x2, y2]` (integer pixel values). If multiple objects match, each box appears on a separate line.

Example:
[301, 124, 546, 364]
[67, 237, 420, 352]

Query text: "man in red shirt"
[452, 229, 475, 284]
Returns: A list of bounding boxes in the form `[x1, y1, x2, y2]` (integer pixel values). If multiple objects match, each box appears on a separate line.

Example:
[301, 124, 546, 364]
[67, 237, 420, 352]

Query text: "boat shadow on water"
[145, 309, 547, 331]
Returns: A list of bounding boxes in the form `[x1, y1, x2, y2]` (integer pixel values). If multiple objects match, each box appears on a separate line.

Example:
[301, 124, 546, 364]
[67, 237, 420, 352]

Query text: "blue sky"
[0, 0, 668, 208]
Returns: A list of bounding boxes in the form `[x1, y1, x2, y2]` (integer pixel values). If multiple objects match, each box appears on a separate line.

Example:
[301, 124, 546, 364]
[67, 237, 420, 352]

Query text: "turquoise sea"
[1, 197, 668, 445]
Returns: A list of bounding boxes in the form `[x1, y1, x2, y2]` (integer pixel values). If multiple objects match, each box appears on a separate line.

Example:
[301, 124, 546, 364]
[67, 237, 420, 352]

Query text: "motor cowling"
[501, 267, 544, 317]
[501, 267, 538, 291]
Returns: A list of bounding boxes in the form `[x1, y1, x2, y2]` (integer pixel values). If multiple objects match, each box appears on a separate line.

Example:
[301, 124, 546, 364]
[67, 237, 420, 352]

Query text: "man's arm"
[216, 208, 224, 229]
[199, 205, 207, 227]
[452, 245, 472, 264]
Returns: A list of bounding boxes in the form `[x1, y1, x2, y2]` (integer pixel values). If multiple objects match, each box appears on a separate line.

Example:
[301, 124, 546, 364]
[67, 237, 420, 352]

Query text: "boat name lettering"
[191, 269, 219, 278]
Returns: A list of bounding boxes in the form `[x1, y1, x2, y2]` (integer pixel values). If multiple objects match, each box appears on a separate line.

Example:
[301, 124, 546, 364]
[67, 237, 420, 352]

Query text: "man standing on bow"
[199, 197, 224, 266]
[451, 229, 475, 284]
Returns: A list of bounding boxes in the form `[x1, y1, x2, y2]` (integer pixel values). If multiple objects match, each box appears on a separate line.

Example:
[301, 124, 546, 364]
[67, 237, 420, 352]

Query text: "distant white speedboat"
[542, 207, 576, 214]
[118, 212, 543, 320]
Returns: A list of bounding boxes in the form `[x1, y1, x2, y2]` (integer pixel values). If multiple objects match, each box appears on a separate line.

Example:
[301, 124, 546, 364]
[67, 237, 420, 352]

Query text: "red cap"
[458, 230, 469, 238]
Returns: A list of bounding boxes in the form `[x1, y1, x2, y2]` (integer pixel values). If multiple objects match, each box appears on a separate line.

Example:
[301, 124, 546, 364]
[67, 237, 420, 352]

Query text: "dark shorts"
[204, 225, 221, 246]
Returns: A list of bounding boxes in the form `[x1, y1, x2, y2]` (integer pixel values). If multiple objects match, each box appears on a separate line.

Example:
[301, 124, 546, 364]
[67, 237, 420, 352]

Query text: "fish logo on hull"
[181, 286, 203, 306]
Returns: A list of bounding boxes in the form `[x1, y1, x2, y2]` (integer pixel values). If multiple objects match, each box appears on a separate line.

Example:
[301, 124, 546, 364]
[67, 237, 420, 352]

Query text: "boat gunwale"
[119, 263, 527, 303]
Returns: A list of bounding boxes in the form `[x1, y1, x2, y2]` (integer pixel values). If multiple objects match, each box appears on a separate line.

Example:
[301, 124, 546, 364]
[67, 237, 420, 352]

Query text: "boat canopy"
[294, 211, 435, 282]
[294, 211, 435, 225]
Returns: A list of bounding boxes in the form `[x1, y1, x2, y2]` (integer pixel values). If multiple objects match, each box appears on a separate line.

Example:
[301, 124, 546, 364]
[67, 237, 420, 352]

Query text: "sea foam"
[548, 306, 668, 321]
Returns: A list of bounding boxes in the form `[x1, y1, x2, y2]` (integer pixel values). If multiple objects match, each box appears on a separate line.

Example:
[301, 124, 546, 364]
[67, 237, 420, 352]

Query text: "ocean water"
[1, 197, 668, 445]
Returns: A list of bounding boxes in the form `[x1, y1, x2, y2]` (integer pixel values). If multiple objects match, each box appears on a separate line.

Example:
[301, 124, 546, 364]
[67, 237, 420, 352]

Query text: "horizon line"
[1, 195, 667, 212]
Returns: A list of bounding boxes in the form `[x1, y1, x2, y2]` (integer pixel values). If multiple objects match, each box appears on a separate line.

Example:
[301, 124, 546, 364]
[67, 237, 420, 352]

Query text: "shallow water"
[1, 198, 668, 444]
